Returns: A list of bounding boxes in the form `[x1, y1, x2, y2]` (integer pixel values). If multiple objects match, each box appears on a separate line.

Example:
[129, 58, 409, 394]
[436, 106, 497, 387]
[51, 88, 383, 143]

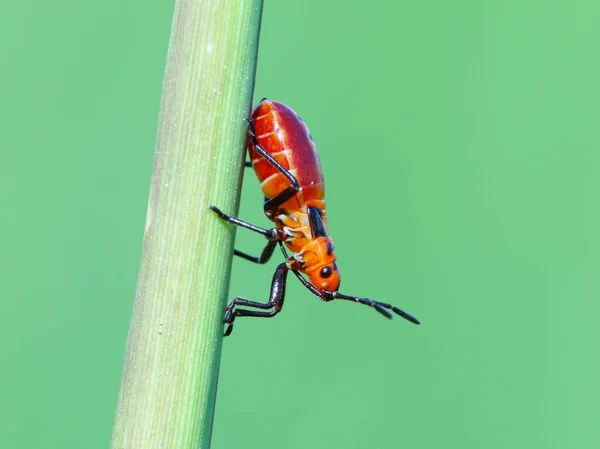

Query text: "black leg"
[210, 205, 281, 264]
[244, 160, 252, 167]
[224, 263, 289, 336]
[234, 239, 278, 264]
[263, 185, 299, 217]
[247, 118, 300, 216]
[209, 205, 276, 239]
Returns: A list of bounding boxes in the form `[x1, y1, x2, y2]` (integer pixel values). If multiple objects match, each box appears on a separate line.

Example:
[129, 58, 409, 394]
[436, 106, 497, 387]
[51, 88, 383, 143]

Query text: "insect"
[211, 98, 420, 336]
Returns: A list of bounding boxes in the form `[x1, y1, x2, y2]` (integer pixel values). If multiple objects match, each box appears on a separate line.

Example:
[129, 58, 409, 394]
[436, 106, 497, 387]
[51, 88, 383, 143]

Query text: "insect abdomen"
[249, 100, 325, 211]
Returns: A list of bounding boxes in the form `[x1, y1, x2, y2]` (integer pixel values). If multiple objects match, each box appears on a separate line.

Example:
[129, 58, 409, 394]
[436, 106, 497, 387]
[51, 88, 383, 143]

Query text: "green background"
[2, 1, 599, 448]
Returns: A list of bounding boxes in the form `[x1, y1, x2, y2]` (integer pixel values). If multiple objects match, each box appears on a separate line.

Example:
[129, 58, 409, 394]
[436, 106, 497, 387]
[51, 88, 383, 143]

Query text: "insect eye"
[320, 266, 333, 278]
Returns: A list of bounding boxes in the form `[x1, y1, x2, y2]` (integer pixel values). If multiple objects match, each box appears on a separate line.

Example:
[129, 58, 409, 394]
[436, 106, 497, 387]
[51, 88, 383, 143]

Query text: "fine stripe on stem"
[111, 1, 263, 448]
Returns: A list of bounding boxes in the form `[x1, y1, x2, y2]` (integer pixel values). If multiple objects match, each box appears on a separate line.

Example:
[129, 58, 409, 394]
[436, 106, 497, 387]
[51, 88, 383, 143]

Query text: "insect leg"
[244, 160, 252, 167]
[234, 239, 277, 264]
[247, 118, 300, 215]
[224, 263, 289, 336]
[209, 205, 275, 239]
[210, 205, 281, 264]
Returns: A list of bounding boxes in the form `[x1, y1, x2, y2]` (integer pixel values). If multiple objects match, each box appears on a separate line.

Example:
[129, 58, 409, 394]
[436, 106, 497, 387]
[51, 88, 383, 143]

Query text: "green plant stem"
[111, 1, 263, 448]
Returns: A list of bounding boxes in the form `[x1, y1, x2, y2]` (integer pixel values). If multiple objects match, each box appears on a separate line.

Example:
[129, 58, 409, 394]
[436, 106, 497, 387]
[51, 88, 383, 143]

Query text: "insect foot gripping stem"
[222, 263, 289, 336]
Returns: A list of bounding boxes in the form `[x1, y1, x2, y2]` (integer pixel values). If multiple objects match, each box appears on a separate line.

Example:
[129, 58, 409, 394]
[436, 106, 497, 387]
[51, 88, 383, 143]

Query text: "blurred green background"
[2, 0, 599, 448]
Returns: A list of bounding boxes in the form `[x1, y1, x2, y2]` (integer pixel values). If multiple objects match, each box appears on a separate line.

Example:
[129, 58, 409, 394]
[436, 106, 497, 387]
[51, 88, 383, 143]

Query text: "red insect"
[211, 99, 420, 336]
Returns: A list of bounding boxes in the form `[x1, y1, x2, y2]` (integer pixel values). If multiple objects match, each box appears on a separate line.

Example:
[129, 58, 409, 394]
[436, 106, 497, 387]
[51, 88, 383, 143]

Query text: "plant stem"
[111, 1, 263, 448]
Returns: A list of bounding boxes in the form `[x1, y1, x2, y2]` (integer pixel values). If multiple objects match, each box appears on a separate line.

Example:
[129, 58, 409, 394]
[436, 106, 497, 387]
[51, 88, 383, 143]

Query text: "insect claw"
[223, 309, 235, 336]
[209, 205, 228, 219]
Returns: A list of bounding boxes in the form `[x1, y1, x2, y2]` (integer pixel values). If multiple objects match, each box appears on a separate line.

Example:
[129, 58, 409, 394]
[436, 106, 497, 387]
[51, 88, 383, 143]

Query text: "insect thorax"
[275, 209, 312, 254]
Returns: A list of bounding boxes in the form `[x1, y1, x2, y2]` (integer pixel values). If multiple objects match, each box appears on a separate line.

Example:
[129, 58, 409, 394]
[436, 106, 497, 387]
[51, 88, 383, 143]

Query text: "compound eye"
[320, 266, 333, 278]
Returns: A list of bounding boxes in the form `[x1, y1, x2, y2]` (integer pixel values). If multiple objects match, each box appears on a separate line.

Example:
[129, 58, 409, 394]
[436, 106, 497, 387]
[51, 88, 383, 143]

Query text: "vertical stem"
[111, 1, 263, 448]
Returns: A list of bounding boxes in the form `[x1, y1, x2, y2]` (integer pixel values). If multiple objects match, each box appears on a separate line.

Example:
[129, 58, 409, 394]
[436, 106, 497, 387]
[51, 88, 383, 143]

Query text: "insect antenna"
[279, 242, 420, 325]
[332, 292, 420, 325]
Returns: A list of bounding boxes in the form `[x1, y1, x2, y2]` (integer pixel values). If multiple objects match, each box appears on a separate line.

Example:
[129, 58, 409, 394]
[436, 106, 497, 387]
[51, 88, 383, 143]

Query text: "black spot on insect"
[327, 242, 335, 255]
[333, 262, 338, 271]
[308, 206, 328, 239]
[320, 266, 333, 278]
